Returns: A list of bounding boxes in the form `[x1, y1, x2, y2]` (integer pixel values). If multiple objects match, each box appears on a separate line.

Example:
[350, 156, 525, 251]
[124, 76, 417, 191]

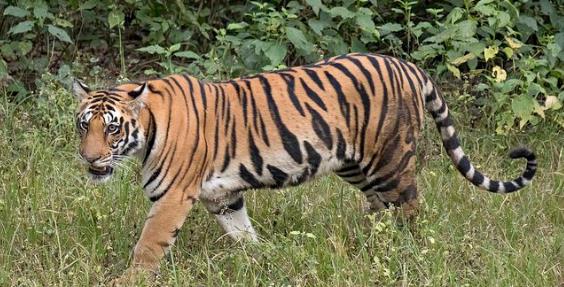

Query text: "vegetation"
[0, 0, 563, 286]
[1, 0, 563, 131]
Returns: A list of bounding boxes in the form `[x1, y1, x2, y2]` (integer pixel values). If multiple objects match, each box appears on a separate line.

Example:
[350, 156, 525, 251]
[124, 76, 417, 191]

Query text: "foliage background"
[1, 0, 563, 131]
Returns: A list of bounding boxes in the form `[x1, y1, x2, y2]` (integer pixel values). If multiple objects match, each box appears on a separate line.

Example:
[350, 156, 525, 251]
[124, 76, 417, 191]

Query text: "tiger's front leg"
[201, 194, 258, 242]
[116, 186, 198, 283]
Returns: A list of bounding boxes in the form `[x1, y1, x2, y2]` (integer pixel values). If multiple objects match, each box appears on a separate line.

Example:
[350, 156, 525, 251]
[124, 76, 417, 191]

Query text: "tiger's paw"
[109, 267, 156, 286]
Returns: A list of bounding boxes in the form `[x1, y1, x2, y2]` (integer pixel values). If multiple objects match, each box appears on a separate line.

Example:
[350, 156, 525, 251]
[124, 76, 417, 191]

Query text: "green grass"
[0, 84, 562, 286]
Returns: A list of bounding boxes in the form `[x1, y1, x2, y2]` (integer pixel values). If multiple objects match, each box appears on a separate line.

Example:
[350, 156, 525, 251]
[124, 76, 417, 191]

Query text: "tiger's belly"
[200, 151, 344, 202]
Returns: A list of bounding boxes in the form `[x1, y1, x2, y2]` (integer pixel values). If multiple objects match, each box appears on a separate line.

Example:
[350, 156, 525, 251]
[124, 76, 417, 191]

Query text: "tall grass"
[0, 81, 562, 286]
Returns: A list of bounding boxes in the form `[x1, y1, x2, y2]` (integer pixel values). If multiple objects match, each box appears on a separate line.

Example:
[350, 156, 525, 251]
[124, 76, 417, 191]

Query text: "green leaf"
[329, 7, 355, 19]
[446, 7, 464, 23]
[308, 19, 329, 35]
[108, 9, 125, 29]
[137, 45, 167, 55]
[8, 21, 34, 34]
[227, 22, 249, 30]
[174, 51, 201, 60]
[502, 47, 514, 58]
[4, 6, 29, 18]
[286, 27, 314, 51]
[484, 46, 498, 61]
[264, 42, 287, 66]
[495, 78, 521, 93]
[54, 18, 73, 28]
[527, 82, 545, 97]
[517, 15, 538, 31]
[512, 94, 536, 128]
[450, 53, 476, 66]
[79, 0, 98, 10]
[473, 1, 496, 16]
[378, 23, 403, 36]
[456, 20, 477, 39]
[496, 11, 511, 28]
[356, 15, 375, 32]
[33, 2, 50, 20]
[446, 63, 461, 79]
[47, 25, 72, 43]
[17, 41, 33, 56]
[169, 43, 181, 53]
[305, 0, 326, 15]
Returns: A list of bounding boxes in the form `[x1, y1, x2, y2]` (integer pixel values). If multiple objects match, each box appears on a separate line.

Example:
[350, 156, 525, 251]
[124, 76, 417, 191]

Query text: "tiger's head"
[72, 79, 149, 183]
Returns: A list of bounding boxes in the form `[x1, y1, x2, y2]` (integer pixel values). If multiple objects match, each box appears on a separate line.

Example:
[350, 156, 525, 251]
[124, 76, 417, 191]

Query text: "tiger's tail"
[421, 79, 537, 193]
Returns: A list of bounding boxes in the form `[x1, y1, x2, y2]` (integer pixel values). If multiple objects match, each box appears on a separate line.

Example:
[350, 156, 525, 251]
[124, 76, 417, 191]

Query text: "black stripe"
[267, 165, 288, 187]
[305, 103, 333, 150]
[143, 110, 157, 164]
[213, 119, 220, 160]
[325, 71, 350, 127]
[304, 68, 325, 90]
[149, 191, 164, 202]
[330, 62, 370, 161]
[303, 141, 321, 176]
[436, 116, 454, 128]
[471, 172, 485, 186]
[198, 80, 207, 110]
[300, 78, 327, 111]
[280, 73, 306, 116]
[241, 82, 249, 126]
[348, 56, 375, 96]
[489, 180, 499, 191]
[336, 128, 346, 160]
[239, 164, 263, 188]
[144, 167, 161, 189]
[248, 131, 263, 176]
[523, 168, 535, 179]
[457, 156, 471, 175]
[362, 149, 414, 192]
[259, 76, 303, 164]
[259, 115, 271, 146]
[443, 135, 459, 151]
[362, 133, 400, 176]
[221, 146, 231, 172]
[365, 56, 389, 150]
[337, 164, 358, 173]
[503, 182, 518, 192]
[227, 197, 244, 211]
[374, 178, 399, 192]
[230, 118, 237, 157]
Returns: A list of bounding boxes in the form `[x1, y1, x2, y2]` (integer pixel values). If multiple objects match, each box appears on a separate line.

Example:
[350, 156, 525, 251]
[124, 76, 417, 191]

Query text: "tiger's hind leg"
[201, 194, 258, 242]
[359, 148, 419, 219]
[337, 152, 419, 218]
[335, 162, 388, 212]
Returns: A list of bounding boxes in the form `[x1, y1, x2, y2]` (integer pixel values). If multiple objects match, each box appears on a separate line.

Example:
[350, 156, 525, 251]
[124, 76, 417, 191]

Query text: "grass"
[0, 80, 562, 286]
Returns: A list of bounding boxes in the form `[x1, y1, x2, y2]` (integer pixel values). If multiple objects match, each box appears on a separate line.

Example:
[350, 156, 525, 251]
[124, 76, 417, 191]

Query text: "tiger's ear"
[72, 79, 90, 100]
[128, 82, 149, 116]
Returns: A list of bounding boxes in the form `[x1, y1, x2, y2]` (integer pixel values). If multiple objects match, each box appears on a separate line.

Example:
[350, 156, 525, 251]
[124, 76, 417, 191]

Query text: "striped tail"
[421, 80, 537, 193]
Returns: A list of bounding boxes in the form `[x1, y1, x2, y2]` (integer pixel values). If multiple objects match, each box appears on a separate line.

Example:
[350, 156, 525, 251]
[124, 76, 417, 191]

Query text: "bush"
[1, 0, 562, 131]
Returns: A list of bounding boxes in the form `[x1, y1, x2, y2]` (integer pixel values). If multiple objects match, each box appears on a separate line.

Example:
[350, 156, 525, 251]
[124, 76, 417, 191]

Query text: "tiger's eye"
[107, 124, 119, 133]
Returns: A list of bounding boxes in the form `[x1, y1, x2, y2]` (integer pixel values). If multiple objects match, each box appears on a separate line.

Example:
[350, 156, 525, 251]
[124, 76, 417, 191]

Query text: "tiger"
[73, 53, 536, 278]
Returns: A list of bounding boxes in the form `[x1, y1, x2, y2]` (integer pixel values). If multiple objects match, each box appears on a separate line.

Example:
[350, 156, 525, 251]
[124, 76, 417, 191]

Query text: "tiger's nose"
[81, 152, 101, 164]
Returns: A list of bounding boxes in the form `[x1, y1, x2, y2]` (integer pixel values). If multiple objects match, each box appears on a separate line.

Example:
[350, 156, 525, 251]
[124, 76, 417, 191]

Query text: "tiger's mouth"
[87, 165, 114, 182]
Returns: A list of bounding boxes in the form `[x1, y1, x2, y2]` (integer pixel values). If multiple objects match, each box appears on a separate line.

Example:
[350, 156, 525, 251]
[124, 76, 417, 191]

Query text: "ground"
[0, 82, 562, 286]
